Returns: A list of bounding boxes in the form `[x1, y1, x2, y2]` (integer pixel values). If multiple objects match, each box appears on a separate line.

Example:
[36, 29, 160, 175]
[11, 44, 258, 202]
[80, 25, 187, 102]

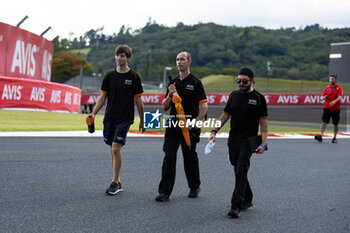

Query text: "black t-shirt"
[101, 69, 143, 124]
[223, 89, 268, 143]
[165, 73, 207, 120]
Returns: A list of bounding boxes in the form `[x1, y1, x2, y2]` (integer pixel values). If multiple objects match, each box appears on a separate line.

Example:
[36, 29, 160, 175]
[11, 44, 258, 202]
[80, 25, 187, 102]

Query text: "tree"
[52, 51, 92, 83]
[54, 38, 72, 52]
[60, 22, 350, 81]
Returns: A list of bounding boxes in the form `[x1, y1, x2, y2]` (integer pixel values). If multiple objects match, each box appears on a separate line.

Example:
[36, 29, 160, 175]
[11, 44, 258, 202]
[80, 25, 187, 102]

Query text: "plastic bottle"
[87, 115, 95, 133]
[204, 140, 215, 155]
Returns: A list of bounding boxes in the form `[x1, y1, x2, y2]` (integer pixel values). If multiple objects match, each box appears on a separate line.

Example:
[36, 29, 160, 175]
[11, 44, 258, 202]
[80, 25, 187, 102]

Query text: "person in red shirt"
[315, 74, 343, 143]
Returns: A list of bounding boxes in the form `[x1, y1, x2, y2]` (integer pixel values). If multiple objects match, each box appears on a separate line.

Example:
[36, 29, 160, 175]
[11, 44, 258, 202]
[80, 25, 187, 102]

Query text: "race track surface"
[1, 137, 349, 233]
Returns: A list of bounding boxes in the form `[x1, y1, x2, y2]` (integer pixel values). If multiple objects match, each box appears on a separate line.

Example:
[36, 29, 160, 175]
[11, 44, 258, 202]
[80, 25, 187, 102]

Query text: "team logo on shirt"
[248, 99, 257, 105]
[124, 79, 132, 85]
[185, 85, 194, 90]
[144, 110, 162, 129]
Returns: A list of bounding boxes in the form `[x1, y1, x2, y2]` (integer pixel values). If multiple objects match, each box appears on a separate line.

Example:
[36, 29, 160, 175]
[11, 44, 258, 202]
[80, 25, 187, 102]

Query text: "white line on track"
[0, 131, 350, 139]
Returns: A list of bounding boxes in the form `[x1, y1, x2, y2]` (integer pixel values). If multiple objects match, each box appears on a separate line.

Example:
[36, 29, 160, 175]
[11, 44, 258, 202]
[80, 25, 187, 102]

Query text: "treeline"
[53, 21, 350, 83]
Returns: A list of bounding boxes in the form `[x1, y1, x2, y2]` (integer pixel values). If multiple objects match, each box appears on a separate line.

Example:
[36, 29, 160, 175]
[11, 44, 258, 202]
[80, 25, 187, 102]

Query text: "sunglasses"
[236, 79, 250, 84]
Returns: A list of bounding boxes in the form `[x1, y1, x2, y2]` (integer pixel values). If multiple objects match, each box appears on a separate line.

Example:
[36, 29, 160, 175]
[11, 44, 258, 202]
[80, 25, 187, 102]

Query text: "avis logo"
[143, 110, 162, 129]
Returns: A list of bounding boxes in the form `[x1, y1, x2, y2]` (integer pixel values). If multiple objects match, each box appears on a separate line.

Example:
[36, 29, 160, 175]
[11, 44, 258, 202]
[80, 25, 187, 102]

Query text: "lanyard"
[329, 87, 335, 95]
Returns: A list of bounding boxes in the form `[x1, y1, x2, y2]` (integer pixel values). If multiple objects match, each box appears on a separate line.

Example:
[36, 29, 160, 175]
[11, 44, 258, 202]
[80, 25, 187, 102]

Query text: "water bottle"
[87, 115, 95, 133]
[204, 140, 215, 155]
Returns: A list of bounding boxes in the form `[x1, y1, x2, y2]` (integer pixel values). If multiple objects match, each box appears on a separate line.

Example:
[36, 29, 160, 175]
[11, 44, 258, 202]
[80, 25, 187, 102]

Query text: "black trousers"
[158, 127, 201, 196]
[228, 141, 253, 208]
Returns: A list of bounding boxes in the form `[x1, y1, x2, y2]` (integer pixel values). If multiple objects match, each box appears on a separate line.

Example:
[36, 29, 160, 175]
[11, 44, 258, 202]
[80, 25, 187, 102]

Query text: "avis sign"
[0, 76, 81, 112]
[137, 93, 350, 105]
[0, 22, 53, 81]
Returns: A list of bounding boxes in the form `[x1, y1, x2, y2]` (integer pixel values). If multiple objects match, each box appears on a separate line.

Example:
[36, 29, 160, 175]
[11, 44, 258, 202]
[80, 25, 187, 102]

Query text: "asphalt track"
[1, 137, 349, 233]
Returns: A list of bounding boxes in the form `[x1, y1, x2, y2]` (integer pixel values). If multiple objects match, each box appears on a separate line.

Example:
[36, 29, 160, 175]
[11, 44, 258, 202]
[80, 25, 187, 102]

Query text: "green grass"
[0, 110, 104, 131]
[1, 110, 340, 135]
[201, 75, 350, 93]
[0, 110, 149, 133]
[142, 75, 350, 94]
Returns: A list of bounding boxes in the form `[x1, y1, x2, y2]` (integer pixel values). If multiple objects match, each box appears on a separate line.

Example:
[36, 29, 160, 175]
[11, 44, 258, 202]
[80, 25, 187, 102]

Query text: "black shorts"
[322, 108, 340, 125]
[103, 121, 131, 145]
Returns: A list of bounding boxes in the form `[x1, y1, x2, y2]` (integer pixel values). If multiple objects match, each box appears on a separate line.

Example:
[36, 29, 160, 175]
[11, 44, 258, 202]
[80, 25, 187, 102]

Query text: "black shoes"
[156, 188, 199, 202]
[227, 207, 240, 218]
[315, 135, 338, 143]
[228, 201, 252, 218]
[155, 193, 169, 202]
[314, 134, 323, 142]
[238, 201, 253, 211]
[188, 188, 200, 198]
[106, 182, 122, 195]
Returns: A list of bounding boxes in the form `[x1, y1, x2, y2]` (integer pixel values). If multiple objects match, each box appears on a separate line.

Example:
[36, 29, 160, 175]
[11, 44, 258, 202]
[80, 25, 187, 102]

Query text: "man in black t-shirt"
[89, 45, 144, 195]
[155, 52, 208, 202]
[208, 67, 268, 218]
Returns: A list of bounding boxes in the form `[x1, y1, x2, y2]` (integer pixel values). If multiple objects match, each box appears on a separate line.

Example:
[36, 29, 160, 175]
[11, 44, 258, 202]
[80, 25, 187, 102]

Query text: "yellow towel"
[172, 95, 191, 147]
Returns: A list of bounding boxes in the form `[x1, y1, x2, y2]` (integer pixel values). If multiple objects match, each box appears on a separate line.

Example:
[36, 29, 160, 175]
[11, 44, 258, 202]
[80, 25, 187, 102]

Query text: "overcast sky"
[1, 0, 350, 40]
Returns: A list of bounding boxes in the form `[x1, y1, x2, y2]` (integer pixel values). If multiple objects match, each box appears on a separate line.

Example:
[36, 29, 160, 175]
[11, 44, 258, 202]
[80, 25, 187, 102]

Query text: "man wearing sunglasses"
[208, 67, 268, 218]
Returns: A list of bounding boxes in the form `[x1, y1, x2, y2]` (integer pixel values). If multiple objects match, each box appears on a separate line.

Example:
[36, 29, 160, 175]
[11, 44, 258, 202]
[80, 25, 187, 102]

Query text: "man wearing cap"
[208, 67, 268, 218]
[315, 74, 343, 143]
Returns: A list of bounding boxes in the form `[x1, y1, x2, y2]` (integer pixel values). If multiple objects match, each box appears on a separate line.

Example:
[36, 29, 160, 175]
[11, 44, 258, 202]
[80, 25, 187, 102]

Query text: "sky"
[1, 0, 350, 40]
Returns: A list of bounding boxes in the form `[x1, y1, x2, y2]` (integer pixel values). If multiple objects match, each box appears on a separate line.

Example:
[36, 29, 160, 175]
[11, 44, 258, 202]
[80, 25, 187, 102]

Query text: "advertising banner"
[0, 76, 81, 112]
[205, 93, 350, 105]
[0, 22, 54, 81]
[80, 93, 350, 106]
[0, 23, 7, 76]
[81, 93, 101, 105]
[80, 93, 164, 105]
